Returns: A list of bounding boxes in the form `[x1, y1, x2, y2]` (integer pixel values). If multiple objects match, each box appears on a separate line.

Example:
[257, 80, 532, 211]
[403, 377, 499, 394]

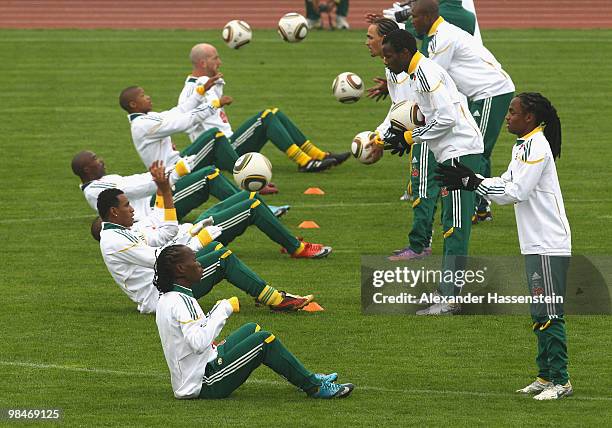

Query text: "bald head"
[71, 150, 105, 182]
[71, 150, 94, 177]
[411, 0, 440, 36]
[189, 43, 221, 77]
[190, 43, 216, 66]
[413, 0, 439, 15]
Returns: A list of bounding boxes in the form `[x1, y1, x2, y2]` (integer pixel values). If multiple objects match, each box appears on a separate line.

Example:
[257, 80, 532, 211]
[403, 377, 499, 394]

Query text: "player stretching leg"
[436, 93, 572, 399]
[179, 44, 349, 174]
[154, 244, 355, 399]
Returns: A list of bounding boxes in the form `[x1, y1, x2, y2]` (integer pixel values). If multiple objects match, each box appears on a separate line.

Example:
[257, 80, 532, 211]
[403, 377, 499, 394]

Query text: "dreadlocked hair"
[153, 245, 186, 293]
[373, 17, 399, 36]
[517, 92, 562, 159]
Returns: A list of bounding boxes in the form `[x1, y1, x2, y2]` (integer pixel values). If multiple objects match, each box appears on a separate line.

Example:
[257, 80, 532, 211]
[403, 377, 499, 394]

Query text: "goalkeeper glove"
[434, 161, 484, 191]
[382, 127, 412, 157]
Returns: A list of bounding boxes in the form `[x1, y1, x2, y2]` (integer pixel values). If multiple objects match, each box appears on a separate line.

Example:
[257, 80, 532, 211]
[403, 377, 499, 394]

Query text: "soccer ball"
[389, 100, 425, 131]
[233, 152, 272, 192]
[222, 20, 252, 49]
[278, 13, 309, 43]
[351, 131, 382, 165]
[332, 72, 364, 103]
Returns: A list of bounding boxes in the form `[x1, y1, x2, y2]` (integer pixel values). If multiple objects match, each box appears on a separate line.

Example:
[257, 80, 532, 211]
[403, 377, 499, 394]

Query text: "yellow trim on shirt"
[427, 16, 445, 36]
[518, 157, 545, 165]
[408, 51, 424, 75]
[179, 315, 202, 324]
[520, 127, 543, 140]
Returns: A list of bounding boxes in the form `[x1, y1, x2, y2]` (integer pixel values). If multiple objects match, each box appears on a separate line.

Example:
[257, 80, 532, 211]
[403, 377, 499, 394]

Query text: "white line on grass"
[1, 360, 610, 402]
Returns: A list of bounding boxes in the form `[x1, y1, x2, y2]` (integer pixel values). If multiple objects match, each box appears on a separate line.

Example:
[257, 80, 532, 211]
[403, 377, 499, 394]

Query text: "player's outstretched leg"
[231, 109, 336, 173]
[194, 192, 331, 258]
[192, 242, 313, 311]
[275, 109, 351, 167]
[199, 325, 353, 399]
[171, 166, 229, 220]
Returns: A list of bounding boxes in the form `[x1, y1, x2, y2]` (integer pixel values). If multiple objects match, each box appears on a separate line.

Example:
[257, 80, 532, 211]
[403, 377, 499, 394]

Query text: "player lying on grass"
[72, 150, 290, 220]
[178, 43, 350, 174]
[435, 93, 573, 400]
[95, 166, 315, 314]
[154, 244, 355, 399]
[119, 84, 278, 195]
[73, 151, 330, 258]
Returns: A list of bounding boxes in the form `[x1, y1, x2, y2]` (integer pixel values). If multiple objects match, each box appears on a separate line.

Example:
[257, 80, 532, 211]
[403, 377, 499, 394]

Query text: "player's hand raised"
[367, 77, 389, 102]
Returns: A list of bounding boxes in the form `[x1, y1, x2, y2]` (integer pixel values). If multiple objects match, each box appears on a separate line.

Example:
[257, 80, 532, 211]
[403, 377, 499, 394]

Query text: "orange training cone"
[303, 187, 325, 195]
[301, 302, 324, 312]
[298, 221, 320, 229]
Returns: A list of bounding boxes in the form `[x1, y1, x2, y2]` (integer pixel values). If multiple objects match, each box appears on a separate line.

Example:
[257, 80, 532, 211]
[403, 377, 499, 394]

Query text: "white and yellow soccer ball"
[233, 152, 272, 192]
[222, 20, 252, 49]
[332, 72, 364, 104]
[389, 100, 425, 131]
[278, 13, 309, 43]
[351, 131, 382, 165]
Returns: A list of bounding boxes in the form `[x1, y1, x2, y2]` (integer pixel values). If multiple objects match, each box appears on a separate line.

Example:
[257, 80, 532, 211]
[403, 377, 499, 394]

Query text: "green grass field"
[1, 28, 611, 426]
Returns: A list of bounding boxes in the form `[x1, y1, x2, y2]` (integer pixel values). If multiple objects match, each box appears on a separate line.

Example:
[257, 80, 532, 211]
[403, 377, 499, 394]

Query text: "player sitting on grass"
[95, 165, 315, 314]
[72, 150, 289, 220]
[73, 151, 331, 259]
[178, 43, 350, 173]
[119, 84, 277, 195]
[435, 93, 572, 400]
[154, 244, 355, 399]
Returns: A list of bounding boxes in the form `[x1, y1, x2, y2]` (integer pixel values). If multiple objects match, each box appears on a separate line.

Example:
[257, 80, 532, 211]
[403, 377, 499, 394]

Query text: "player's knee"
[252, 330, 275, 344]
[242, 322, 259, 332]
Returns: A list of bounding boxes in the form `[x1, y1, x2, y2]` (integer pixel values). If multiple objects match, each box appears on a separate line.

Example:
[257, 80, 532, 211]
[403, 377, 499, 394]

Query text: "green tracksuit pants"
[231, 109, 307, 156]
[407, 142, 439, 253]
[191, 241, 266, 299]
[180, 127, 239, 173]
[468, 92, 514, 212]
[170, 166, 301, 254]
[438, 153, 480, 296]
[199, 322, 320, 398]
[525, 254, 570, 385]
[172, 166, 240, 220]
[194, 191, 302, 254]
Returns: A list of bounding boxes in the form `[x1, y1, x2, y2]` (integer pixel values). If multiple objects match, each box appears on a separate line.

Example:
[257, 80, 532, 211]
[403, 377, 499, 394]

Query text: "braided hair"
[373, 17, 399, 37]
[153, 245, 186, 293]
[517, 92, 562, 159]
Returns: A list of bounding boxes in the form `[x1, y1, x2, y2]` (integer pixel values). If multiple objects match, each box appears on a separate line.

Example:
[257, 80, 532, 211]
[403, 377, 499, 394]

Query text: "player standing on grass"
[411, 0, 515, 223]
[365, 18, 435, 261]
[154, 244, 355, 399]
[435, 93, 572, 399]
[380, 29, 483, 315]
[178, 43, 349, 174]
